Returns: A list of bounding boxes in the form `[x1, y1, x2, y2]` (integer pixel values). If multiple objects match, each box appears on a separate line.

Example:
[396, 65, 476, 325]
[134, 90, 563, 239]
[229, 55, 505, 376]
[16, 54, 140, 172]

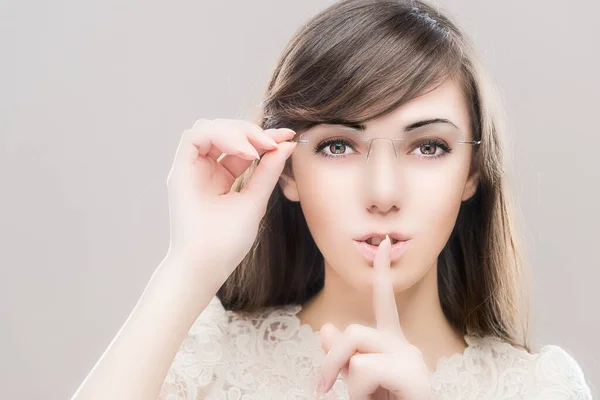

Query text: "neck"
[297, 259, 467, 373]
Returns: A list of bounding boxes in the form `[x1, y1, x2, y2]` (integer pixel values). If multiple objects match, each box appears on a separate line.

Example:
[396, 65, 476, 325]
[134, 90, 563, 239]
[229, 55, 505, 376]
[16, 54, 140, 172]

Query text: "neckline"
[282, 302, 478, 375]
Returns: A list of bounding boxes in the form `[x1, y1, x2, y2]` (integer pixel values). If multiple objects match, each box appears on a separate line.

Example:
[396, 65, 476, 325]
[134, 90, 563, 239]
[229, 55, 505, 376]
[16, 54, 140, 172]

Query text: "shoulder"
[477, 336, 593, 397]
[528, 344, 593, 399]
[432, 335, 593, 399]
[482, 336, 592, 398]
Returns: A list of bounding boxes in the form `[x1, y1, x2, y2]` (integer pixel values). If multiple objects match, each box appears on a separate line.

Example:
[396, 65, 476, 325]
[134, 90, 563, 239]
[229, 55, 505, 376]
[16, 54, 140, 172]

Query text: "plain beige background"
[1, 0, 599, 398]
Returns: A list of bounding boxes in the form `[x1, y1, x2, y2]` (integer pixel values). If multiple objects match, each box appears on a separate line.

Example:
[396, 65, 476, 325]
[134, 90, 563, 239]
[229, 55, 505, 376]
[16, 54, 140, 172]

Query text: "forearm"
[71, 253, 216, 400]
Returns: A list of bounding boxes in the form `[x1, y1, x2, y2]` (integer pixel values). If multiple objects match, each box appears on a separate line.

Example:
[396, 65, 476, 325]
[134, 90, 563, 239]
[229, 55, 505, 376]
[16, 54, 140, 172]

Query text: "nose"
[362, 138, 402, 214]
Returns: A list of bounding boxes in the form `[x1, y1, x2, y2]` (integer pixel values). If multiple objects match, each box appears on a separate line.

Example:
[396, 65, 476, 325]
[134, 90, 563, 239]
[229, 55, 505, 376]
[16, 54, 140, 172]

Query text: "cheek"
[399, 169, 467, 267]
[292, 166, 364, 278]
[295, 168, 350, 237]
[405, 164, 468, 227]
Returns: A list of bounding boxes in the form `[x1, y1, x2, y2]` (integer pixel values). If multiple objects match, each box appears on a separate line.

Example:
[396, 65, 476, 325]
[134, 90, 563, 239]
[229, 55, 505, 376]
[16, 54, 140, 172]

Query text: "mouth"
[353, 231, 411, 244]
[353, 238, 411, 263]
[363, 237, 399, 246]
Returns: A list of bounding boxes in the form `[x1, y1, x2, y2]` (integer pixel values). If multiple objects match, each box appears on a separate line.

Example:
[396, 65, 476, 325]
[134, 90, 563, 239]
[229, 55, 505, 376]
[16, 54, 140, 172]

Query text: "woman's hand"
[166, 118, 297, 287]
[316, 235, 433, 400]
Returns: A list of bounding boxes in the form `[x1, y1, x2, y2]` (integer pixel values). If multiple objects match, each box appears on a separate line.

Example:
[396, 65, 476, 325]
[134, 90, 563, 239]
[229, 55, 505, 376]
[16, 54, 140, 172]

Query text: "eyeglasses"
[289, 125, 481, 167]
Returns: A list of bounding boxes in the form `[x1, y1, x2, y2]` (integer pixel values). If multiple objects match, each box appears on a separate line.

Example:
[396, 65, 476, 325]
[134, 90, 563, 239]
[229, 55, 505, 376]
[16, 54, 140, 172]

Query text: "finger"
[208, 118, 283, 160]
[319, 323, 349, 383]
[223, 119, 296, 152]
[319, 324, 396, 394]
[207, 119, 275, 161]
[211, 118, 296, 154]
[373, 234, 404, 338]
[320, 323, 342, 354]
[172, 121, 258, 189]
[215, 128, 296, 177]
[180, 118, 292, 167]
[346, 353, 406, 399]
[240, 140, 297, 211]
[178, 120, 253, 164]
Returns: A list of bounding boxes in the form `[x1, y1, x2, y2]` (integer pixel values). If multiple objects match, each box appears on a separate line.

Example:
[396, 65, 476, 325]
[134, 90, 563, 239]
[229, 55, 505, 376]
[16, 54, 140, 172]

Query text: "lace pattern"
[159, 296, 593, 399]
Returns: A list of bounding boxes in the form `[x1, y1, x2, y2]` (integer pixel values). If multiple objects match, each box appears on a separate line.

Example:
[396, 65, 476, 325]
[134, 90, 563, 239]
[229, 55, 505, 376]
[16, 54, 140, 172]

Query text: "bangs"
[261, 0, 464, 132]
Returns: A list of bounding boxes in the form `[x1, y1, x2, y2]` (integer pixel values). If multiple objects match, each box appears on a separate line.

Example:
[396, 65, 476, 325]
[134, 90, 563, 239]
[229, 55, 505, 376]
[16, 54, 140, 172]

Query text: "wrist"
[157, 251, 223, 297]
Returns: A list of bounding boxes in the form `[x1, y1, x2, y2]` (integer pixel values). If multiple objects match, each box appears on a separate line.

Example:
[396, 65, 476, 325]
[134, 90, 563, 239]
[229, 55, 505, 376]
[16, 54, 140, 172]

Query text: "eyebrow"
[334, 118, 461, 132]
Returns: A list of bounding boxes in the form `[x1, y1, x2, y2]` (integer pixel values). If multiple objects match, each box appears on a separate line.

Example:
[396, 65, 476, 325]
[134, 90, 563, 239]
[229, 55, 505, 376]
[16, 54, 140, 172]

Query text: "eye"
[409, 138, 452, 159]
[314, 138, 358, 159]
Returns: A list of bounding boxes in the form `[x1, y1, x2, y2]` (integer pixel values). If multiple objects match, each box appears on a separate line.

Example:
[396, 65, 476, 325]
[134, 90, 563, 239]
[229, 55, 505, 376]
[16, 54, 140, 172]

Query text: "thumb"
[241, 140, 297, 210]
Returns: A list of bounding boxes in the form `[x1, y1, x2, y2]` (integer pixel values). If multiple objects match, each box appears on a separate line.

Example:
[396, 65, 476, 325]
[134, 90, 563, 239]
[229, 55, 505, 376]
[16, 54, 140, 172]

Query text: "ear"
[278, 168, 300, 202]
[462, 169, 479, 201]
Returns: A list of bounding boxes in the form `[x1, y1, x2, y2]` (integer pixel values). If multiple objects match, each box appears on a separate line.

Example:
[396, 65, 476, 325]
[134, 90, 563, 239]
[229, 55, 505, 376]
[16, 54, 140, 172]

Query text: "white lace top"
[159, 296, 593, 399]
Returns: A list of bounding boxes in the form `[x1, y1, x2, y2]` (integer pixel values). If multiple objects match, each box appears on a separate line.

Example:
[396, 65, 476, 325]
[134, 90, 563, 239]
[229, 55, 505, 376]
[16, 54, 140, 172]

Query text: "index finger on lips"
[373, 235, 405, 339]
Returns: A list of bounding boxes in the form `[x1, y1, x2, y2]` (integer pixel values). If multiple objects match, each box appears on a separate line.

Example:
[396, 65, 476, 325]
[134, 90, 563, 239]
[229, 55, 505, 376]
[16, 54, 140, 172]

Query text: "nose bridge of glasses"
[362, 137, 404, 160]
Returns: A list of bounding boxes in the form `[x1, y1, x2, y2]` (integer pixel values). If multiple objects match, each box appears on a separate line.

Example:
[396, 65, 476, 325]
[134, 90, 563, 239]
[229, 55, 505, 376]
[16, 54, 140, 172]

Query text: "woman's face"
[280, 78, 479, 294]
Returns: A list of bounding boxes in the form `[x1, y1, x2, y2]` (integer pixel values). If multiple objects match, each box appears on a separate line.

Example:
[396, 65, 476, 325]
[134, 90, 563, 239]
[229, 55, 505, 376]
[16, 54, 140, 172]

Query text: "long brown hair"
[217, 0, 531, 351]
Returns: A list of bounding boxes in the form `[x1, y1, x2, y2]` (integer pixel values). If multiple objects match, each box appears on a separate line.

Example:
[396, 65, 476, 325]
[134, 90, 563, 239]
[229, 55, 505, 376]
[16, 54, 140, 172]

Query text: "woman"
[72, 0, 593, 399]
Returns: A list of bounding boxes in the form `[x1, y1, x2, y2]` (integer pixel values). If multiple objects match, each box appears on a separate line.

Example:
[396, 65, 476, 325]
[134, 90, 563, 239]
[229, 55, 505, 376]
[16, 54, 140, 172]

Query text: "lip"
[354, 231, 411, 242]
[353, 239, 410, 264]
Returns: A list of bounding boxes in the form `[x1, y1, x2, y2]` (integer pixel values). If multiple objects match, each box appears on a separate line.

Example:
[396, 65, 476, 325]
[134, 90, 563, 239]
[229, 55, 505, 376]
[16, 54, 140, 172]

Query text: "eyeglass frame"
[290, 129, 482, 161]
